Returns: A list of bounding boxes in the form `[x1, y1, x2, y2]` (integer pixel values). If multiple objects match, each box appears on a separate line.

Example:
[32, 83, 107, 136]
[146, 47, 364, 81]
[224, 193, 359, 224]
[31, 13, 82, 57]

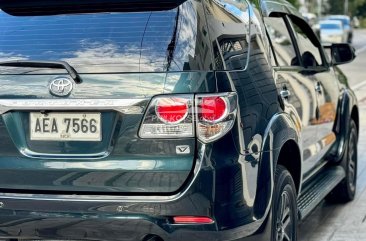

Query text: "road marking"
[352, 79, 366, 90]
[356, 45, 366, 55]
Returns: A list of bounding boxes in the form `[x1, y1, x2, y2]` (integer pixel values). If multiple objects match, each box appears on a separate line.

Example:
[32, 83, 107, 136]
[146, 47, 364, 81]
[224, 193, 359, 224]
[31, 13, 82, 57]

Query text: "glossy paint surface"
[0, 0, 358, 240]
[0, 0, 217, 193]
[265, 14, 318, 174]
[0, 71, 219, 193]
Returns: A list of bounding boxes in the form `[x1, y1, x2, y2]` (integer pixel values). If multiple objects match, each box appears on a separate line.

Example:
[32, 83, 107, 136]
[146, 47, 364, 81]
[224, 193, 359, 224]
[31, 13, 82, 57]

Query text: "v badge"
[176, 145, 190, 154]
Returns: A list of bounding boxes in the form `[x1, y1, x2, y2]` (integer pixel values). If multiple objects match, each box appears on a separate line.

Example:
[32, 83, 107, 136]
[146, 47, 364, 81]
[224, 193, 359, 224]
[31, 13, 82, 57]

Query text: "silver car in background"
[319, 20, 347, 43]
[325, 15, 353, 43]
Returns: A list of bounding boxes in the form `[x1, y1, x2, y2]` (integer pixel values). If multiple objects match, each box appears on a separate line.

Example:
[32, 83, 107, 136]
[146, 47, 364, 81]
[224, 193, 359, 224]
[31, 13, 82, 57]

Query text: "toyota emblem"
[49, 77, 74, 97]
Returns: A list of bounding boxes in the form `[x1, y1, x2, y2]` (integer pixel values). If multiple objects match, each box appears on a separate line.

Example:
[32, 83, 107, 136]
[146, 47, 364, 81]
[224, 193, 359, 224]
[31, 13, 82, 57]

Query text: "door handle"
[280, 89, 291, 99]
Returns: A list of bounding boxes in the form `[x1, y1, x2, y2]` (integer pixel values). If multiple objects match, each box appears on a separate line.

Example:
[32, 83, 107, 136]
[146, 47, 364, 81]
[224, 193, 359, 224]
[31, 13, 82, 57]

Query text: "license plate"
[30, 112, 101, 141]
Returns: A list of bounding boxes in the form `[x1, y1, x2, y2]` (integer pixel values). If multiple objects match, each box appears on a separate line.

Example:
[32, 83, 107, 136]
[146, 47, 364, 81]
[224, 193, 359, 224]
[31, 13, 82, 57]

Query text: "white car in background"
[326, 15, 353, 43]
[319, 20, 347, 43]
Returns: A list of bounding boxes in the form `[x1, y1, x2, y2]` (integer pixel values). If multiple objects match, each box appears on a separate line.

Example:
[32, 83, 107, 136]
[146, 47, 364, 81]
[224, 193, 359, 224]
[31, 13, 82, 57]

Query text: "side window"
[288, 16, 323, 67]
[264, 16, 298, 67]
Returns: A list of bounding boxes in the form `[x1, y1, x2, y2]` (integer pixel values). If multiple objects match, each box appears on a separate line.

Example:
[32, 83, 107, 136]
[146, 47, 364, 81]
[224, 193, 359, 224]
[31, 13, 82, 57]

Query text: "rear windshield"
[328, 17, 350, 27]
[0, 1, 211, 74]
[320, 23, 341, 30]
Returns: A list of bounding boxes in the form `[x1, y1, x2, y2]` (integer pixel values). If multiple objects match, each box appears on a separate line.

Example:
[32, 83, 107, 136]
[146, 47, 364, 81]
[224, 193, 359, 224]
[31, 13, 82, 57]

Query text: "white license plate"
[30, 112, 101, 141]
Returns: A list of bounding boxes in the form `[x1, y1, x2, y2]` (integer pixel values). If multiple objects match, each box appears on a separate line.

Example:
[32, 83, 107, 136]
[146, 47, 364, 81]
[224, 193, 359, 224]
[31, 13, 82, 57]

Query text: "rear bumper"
[0, 136, 270, 240]
[321, 35, 343, 43]
[0, 195, 267, 241]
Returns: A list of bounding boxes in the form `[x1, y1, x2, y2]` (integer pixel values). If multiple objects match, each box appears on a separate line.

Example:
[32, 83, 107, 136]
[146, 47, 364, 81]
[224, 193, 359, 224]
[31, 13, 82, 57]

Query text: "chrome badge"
[49, 77, 73, 97]
[176, 145, 190, 155]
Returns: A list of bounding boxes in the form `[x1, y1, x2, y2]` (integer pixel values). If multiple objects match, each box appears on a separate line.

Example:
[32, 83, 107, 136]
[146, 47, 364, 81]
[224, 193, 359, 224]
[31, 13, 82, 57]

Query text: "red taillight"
[196, 93, 237, 143]
[139, 93, 237, 142]
[139, 95, 194, 138]
[156, 97, 189, 123]
[173, 216, 214, 224]
[201, 96, 227, 122]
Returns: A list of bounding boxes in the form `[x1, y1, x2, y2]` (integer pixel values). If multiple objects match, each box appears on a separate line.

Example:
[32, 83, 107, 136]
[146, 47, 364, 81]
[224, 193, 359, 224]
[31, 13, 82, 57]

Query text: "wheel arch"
[253, 112, 302, 219]
[276, 140, 301, 194]
[330, 89, 359, 162]
[351, 105, 359, 135]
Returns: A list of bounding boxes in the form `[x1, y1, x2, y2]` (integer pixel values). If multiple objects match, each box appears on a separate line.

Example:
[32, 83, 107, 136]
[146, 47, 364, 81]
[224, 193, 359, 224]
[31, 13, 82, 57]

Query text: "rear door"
[287, 15, 339, 177]
[0, 0, 211, 194]
[264, 15, 319, 175]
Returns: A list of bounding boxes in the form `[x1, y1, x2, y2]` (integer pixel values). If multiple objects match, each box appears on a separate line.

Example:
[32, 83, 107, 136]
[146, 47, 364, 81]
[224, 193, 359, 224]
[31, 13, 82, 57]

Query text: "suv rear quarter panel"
[201, 0, 302, 229]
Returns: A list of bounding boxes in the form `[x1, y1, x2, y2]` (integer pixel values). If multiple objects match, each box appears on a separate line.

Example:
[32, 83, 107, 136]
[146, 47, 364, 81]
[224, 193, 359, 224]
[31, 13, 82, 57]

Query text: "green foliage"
[328, 0, 366, 16]
[360, 18, 366, 27]
[354, 0, 366, 17]
[287, 0, 300, 8]
[328, 0, 344, 14]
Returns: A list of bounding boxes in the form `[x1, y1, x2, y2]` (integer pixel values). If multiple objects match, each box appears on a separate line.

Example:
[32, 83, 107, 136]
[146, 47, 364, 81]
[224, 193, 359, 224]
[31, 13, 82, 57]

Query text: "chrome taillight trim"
[139, 94, 195, 139]
[195, 92, 238, 143]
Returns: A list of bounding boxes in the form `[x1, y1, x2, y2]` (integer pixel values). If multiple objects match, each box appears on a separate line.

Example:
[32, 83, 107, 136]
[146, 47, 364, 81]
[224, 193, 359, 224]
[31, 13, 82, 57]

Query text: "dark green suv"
[0, 0, 358, 240]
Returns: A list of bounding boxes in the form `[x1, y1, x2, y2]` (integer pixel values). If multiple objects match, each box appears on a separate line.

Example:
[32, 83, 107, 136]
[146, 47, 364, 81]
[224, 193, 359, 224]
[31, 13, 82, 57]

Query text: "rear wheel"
[271, 165, 297, 241]
[327, 119, 358, 203]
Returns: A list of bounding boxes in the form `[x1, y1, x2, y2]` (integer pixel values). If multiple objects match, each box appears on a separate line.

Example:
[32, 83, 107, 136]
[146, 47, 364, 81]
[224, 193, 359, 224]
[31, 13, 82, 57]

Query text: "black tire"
[142, 235, 163, 241]
[348, 33, 353, 44]
[327, 119, 358, 203]
[271, 165, 298, 241]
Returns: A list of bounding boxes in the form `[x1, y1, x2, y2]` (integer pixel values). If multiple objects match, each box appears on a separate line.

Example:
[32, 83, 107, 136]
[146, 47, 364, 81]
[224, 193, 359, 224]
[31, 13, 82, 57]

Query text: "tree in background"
[328, 0, 344, 14]
[300, 0, 329, 16]
[328, 0, 366, 16]
[356, 3, 366, 17]
[326, 0, 366, 27]
[288, 0, 300, 8]
[352, 0, 366, 17]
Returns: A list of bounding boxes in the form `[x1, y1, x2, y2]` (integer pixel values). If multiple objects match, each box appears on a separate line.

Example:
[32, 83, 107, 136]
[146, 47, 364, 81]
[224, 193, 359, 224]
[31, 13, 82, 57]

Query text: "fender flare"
[330, 89, 358, 163]
[252, 111, 301, 220]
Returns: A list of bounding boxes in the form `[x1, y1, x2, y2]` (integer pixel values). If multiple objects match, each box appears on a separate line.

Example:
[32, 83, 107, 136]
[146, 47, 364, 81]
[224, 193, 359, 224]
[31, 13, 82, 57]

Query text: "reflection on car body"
[0, 0, 359, 241]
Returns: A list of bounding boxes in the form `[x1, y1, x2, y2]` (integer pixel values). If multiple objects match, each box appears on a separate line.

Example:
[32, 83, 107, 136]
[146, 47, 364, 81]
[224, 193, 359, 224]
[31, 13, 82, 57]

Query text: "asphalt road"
[298, 29, 366, 241]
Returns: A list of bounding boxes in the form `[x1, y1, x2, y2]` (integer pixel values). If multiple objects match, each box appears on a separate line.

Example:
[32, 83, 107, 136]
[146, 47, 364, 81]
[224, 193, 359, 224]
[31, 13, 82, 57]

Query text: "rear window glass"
[328, 17, 349, 27]
[0, 1, 211, 74]
[320, 23, 341, 30]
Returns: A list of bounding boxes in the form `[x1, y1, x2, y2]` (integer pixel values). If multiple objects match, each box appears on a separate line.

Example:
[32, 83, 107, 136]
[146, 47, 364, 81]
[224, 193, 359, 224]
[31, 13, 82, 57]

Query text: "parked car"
[0, 0, 358, 241]
[302, 12, 317, 26]
[319, 20, 348, 43]
[352, 16, 360, 28]
[325, 15, 353, 43]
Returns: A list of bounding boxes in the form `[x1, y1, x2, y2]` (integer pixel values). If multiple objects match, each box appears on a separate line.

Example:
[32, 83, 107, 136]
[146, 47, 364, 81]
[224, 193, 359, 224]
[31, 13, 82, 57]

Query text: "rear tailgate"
[0, 0, 211, 194]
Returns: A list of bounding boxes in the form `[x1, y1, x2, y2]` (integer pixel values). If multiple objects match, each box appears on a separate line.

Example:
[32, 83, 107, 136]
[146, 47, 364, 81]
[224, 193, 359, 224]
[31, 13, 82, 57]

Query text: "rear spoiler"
[0, 0, 186, 15]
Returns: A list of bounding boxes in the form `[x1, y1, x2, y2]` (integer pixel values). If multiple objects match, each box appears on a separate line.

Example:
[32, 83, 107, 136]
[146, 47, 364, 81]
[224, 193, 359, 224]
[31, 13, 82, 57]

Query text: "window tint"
[0, 1, 212, 74]
[328, 17, 350, 27]
[288, 16, 323, 67]
[264, 17, 298, 67]
[320, 23, 341, 30]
